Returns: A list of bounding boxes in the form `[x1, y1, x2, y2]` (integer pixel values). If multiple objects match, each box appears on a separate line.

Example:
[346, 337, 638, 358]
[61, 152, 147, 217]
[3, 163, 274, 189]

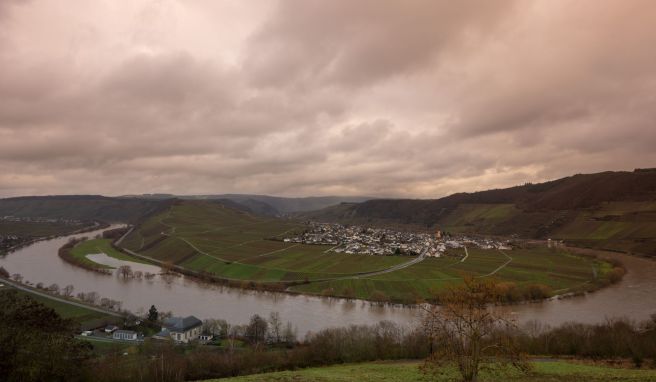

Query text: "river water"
[2, 226, 655, 335]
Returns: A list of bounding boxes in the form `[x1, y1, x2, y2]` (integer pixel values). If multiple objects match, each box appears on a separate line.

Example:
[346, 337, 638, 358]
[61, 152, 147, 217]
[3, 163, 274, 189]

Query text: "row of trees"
[116, 265, 156, 280]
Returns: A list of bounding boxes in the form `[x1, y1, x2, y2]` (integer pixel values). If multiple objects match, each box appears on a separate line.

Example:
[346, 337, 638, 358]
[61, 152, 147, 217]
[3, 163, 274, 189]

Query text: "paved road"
[0, 277, 122, 317]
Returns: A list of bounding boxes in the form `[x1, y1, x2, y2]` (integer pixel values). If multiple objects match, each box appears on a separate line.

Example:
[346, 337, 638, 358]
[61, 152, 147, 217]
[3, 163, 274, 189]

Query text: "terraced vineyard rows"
[119, 200, 614, 303]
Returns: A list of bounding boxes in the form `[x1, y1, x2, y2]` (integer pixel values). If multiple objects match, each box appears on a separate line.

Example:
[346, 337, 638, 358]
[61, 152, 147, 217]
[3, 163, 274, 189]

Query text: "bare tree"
[133, 270, 143, 279]
[268, 311, 283, 343]
[100, 297, 111, 308]
[11, 273, 23, 283]
[85, 291, 99, 304]
[246, 314, 269, 345]
[203, 319, 220, 337]
[421, 277, 530, 382]
[117, 265, 133, 278]
[47, 283, 60, 294]
[283, 322, 297, 346]
[62, 284, 74, 297]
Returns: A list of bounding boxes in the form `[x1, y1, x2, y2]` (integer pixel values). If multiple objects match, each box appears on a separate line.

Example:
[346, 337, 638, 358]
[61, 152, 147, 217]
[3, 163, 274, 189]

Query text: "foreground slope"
[208, 360, 656, 382]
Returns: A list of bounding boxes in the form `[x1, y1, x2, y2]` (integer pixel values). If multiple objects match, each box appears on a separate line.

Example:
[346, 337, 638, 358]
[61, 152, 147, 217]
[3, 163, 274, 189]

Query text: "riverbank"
[114, 203, 621, 305]
[1, 220, 108, 255]
[0, 277, 121, 329]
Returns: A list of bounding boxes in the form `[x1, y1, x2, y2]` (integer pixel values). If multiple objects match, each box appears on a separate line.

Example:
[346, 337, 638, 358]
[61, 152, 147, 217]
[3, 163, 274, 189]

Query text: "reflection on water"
[2, 226, 656, 335]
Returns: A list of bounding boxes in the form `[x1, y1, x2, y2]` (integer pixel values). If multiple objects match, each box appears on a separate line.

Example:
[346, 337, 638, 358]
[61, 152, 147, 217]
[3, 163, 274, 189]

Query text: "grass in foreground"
[207, 360, 656, 382]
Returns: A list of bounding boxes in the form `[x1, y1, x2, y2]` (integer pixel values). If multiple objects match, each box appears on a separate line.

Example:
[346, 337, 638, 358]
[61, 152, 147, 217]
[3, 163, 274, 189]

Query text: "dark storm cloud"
[0, 0, 655, 198]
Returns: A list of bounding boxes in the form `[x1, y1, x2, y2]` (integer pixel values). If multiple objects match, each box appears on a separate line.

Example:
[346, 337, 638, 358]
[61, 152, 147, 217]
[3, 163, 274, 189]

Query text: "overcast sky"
[1, 1, 655, 198]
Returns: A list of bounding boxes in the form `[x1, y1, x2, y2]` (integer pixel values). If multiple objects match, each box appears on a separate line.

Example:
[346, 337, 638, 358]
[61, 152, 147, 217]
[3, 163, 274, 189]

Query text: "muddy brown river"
[2, 226, 655, 335]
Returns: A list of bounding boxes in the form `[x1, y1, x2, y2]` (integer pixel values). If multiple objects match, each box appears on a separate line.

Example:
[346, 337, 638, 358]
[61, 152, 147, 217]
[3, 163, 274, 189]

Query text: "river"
[1, 225, 655, 335]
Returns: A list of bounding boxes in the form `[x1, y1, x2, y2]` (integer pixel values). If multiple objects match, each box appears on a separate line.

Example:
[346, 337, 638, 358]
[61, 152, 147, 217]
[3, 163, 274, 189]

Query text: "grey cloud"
[1, 1, 656, 198]
[244, 0, 517, 88]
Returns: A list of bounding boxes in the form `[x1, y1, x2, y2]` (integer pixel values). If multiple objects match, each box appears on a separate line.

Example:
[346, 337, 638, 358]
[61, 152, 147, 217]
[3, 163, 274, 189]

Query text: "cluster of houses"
[284, 222, 443, 256]
[283, 222, 512, 258]
[0, 234, 21, 252]
[0, 215, 83, 224]
[94, 315, 214, 344]
[0, 216, 86, 252]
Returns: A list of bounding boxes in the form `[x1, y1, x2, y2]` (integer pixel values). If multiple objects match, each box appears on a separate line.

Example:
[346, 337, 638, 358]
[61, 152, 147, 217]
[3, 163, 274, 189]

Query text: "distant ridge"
[120, 194, 375, 215]
[301, 169, 656, 257]
[0, 195, 166, 223]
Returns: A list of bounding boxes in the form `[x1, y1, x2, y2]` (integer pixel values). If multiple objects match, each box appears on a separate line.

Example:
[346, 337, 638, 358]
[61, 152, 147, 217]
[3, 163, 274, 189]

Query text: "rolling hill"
[115, 199, 611, 303]
[0, 195, 168, 223]
[302, 169, 656, 257]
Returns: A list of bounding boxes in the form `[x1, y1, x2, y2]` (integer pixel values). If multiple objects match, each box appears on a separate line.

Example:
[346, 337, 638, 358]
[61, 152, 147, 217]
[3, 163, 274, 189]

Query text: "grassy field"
[207, 360, 656, 382]
[70, 238, 150, 269]
[120, 200, 611, 302]
[289, 247, 608, 301]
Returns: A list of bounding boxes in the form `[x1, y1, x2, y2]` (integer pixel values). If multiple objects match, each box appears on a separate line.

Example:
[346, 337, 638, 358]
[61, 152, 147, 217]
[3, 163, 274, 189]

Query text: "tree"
[148, 305, 159, 322]
[62, 284, 74, 297]
[47, 283, 60, 295]
[246, 314, 268, 344]
[117, 265, 133, 279]
[85, 291, 99, 304]
[0, 266, 9, 278]
[283, 322, 297, 346]
[421, 277, 530, 382]
[0, 290, 92, 381]
[202, 319, 220, 336]
[11, 273, 22, 283]
[268, 312, 282, 343]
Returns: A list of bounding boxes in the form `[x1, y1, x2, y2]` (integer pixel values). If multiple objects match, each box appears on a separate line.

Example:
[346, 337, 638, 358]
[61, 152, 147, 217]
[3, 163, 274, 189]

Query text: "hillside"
[303, 170, 656, 256]
[0, 195, 167, 223]
[122, 193, 374, 215]
[116, 199, 611, 303]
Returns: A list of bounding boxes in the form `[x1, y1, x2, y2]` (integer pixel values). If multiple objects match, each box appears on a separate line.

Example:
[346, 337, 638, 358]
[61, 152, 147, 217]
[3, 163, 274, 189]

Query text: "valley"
[116, 199, 611, 303]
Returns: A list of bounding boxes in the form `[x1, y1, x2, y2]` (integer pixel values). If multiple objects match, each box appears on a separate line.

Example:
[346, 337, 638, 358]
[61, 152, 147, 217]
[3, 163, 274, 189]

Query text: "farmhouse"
[154, 315, 203, 343]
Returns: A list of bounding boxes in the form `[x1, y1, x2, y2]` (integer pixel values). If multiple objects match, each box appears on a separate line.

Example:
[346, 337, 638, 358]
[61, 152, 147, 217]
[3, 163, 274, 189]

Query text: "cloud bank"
[1, 0, 655, 198]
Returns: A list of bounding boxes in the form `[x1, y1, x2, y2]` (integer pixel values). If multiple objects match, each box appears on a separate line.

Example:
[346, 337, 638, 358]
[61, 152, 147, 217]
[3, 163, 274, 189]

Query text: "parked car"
[81, 330, 93, 336]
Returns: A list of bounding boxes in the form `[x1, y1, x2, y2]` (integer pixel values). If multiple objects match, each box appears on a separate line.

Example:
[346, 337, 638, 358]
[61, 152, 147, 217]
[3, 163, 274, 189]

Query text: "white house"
[154, 315, 202, 343]
[113, 330, 138, 341]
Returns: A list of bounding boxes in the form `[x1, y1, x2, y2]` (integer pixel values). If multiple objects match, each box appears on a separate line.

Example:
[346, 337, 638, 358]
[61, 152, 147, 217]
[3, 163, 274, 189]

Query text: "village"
[0, 216, 87, 253]
[283, 222, 512, 257]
